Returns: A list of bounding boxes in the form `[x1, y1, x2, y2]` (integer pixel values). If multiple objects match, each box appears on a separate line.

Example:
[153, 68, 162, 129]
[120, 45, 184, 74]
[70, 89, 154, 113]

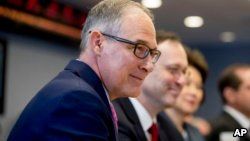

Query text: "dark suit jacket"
[207, 111, 250, 141]
[8, 60, 117, 141]
[112, 98, 168, 141]
[157, 112, 205, 141]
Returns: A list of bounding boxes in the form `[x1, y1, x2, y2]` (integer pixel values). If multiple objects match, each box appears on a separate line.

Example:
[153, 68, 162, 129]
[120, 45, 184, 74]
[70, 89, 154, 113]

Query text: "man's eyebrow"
[135, 39, 157, 49]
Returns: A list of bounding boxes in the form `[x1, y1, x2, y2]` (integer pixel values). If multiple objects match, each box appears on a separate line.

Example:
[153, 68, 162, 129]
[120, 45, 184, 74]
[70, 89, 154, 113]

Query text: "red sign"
[3, 0, 87, 28]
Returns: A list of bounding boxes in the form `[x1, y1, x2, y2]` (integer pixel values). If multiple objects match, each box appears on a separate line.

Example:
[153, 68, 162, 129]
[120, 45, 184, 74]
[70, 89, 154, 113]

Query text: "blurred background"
[0, 0, 250, 140]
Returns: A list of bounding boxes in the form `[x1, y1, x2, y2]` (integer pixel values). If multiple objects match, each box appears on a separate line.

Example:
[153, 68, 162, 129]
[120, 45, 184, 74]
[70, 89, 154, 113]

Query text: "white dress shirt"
[129, 97, 156, 141]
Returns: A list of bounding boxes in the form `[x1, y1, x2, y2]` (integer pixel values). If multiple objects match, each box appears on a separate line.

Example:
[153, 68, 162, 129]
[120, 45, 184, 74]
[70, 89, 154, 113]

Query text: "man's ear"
[88, 30, 104, 56]
[223, 87, 236, 104]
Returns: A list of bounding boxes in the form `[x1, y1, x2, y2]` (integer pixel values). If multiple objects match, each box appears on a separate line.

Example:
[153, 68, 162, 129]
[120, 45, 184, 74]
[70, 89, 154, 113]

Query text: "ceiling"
[58, 0, 250, 45]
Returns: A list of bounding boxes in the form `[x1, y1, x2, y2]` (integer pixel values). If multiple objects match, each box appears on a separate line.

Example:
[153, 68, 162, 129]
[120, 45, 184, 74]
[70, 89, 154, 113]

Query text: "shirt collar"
[129, 97, 154, 132]
[224, 105, 250, 129]
[102, 84, 111, 103]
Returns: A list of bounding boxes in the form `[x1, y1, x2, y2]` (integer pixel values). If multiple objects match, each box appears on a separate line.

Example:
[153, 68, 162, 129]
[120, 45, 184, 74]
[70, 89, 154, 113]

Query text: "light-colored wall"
[0, 32, 78, 141]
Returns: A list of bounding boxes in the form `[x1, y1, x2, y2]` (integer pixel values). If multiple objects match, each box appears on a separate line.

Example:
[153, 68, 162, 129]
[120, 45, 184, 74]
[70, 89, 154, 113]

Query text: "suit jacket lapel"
[223, 111, 242, 129]
[223, 111, 250, 141]
[157, 112, 184, 141]
[118, 98, 147, 141]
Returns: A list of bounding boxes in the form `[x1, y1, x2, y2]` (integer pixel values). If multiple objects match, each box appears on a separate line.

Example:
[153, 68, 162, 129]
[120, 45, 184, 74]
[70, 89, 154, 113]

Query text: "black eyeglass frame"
[101, 32, 161, 63]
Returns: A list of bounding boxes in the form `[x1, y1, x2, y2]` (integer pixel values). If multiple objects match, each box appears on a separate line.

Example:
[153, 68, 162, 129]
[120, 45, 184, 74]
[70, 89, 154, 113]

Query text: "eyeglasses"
[101, 32, 161, 64]
[166, 66, 187, 80]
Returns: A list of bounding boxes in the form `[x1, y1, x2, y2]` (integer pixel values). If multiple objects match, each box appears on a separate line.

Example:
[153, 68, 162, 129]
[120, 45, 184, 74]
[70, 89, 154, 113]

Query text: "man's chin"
[164, 102, 175, 108]
[164, 97, 177, 107]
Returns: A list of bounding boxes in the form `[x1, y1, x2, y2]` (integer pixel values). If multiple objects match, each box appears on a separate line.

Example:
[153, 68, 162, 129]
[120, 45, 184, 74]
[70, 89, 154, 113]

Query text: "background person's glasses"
[166, 66, 186, 80]
[101, 32, 161, 64]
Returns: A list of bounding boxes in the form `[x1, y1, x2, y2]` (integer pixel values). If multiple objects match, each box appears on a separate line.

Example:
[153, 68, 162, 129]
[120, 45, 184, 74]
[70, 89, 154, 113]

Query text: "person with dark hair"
[113, 31, 188, 141]
[207, 64, 250, 141]
[157, 47, 209, 141]
[7, 0, 160, 140]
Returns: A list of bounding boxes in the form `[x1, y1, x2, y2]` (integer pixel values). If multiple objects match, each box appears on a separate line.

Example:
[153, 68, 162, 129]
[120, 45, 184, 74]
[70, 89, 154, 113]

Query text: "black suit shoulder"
[112, 98, 147, 141]
[157, 112, 205, 141]
[207, 111, 242, 141]
[157, 112, 184, 141]
[185, 123, 205, 141]
[210, 111, 241, 130]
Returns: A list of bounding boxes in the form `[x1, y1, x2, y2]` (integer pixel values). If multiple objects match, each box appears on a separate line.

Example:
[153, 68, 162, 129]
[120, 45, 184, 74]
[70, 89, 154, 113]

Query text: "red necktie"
[148, 123, 159, 141]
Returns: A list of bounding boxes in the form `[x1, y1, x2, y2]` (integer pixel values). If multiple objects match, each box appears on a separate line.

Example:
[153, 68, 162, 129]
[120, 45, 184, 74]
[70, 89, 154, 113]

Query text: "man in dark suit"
[7, 0, 161, 140]
[113, 31, 188, 141]
[207, 64, 250, 141]
[157, 112, 204, 141]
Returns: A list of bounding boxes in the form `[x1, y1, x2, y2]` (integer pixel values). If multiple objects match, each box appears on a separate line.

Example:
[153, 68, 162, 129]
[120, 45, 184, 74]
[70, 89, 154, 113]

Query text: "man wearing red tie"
[113, 31, 188, 141]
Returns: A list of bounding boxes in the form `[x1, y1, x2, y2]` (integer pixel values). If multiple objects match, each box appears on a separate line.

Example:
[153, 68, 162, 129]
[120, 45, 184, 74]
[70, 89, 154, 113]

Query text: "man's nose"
[140, 56, 154, 73]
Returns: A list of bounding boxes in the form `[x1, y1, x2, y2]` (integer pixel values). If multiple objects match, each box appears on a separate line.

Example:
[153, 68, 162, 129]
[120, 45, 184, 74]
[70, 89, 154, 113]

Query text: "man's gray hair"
[80, 0, 153, 51]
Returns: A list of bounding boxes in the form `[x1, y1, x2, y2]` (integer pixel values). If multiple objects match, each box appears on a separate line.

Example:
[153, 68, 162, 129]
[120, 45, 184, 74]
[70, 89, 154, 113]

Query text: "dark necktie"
[148, 123, 159, 141]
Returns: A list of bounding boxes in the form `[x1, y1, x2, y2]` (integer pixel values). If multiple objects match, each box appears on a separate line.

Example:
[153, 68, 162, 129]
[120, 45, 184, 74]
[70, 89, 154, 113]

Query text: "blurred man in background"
[158, 48, 208, 141]
[207, 64, 250, 141]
